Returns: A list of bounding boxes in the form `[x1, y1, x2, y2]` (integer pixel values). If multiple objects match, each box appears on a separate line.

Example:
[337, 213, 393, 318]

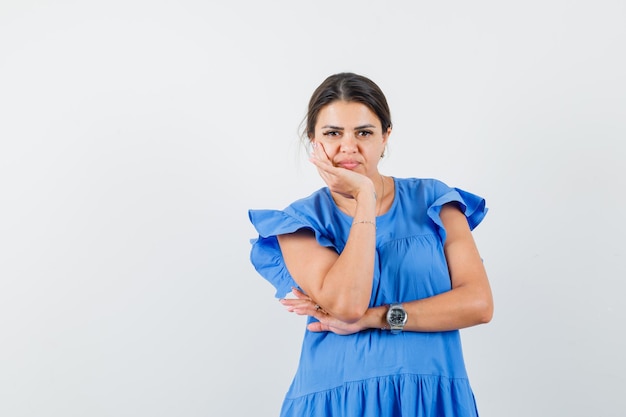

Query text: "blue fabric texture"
[248, 177, 487, 417]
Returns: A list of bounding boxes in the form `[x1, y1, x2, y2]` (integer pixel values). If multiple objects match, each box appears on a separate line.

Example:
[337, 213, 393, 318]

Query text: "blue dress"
[248, 177, 487, 417]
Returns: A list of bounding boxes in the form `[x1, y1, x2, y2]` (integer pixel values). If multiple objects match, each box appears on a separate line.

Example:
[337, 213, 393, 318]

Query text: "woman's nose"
[339, 134, 357, 153]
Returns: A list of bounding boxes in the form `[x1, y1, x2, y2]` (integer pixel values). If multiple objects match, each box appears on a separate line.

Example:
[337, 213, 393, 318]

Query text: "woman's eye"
[357, 130, 373, 137]
[323, 131, 340, 137]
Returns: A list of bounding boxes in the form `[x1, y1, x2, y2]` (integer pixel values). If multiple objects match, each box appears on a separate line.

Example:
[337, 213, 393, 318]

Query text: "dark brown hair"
[303, 72, 392, 141]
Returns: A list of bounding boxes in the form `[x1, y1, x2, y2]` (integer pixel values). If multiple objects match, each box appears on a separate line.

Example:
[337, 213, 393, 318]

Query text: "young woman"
[249, 72, 493, 416]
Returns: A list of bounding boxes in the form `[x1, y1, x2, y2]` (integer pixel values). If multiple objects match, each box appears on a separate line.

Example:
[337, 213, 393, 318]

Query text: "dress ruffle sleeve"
[426, 186, 487, 243]
[248, 208, 336, 298]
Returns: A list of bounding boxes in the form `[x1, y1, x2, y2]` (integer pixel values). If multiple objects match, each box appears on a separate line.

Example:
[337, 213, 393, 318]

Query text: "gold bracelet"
[352, 220, 376, 228]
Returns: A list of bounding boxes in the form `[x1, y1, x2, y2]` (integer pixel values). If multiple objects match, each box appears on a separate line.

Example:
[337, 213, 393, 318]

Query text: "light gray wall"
[1, 1, 624, 416]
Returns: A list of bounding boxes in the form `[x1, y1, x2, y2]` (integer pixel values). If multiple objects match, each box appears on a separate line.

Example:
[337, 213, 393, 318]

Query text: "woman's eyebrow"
[321, 124, 377, 130]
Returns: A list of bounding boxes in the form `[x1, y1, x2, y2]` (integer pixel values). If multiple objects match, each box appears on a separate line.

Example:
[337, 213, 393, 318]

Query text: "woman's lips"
[337, 161, 359, 169]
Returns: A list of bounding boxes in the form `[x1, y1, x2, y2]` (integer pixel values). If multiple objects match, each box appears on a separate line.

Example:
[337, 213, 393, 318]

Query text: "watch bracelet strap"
[384, 303, 406, 333]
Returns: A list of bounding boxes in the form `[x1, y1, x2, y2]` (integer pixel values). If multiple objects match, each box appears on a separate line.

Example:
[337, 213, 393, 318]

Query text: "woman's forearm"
[363, 284, 493, 332]
[316, 189, 378, 322]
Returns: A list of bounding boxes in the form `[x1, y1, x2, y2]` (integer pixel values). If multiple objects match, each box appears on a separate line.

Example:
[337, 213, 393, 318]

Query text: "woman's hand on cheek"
[309, 142, 373, 200]
[309, 140, 333, 168]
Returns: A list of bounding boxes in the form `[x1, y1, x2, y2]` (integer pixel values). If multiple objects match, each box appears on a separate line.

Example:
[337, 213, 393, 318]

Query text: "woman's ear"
[382, 127, 392, 144]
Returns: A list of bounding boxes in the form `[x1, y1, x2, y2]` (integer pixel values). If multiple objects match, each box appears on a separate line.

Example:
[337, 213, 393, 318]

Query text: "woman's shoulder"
[248, 187, 332, 231]
[284, 187, 330, 216]
[392, 177, 487, 233]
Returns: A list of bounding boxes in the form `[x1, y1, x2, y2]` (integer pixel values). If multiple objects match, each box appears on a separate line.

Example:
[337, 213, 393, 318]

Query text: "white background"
[1, 1, 625, 416]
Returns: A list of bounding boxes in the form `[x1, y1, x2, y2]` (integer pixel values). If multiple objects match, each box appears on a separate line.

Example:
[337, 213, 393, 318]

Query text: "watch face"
[388, 308, 407, 325]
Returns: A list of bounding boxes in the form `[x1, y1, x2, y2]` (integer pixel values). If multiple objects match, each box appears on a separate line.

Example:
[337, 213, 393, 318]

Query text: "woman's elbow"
[476, 296, 494, 324]
[333, 304, 369, 324]
[322, 291, 370, 323]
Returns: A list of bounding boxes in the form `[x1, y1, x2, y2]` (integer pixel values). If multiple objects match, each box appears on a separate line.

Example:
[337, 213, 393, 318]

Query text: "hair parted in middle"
[303, 72, 393, 141]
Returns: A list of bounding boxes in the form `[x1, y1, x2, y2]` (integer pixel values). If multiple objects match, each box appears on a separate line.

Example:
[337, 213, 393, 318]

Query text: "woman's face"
[312, 100, 390, 178]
